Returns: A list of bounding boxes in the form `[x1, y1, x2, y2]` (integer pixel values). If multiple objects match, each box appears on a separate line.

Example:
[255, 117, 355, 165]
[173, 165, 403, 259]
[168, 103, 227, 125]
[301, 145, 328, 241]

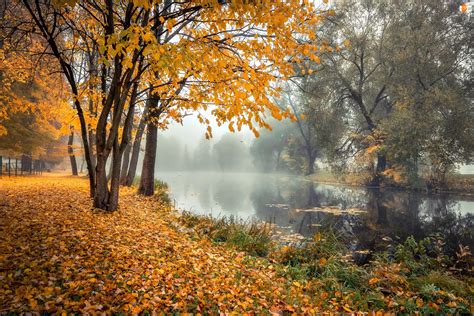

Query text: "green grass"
[281, 232, 471, 313]
[410, 271, 471, 298]
[178, 214, 473, 313]
[178, 211, 273, 257]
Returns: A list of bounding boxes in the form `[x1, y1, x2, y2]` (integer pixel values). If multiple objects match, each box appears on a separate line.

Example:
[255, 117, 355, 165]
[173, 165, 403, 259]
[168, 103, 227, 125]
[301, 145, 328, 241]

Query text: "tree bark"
[118, 79, 140, 186]
[68, 126, 78, 176]
[94, 152, 110, 209]
[87, 47, 98, 171]
[120, 143, 132, 185]
[138, 96, 160, 196]
[108, 137, 121, 211]
[125, 105, 148, 186]
[306, 149, 317, 175]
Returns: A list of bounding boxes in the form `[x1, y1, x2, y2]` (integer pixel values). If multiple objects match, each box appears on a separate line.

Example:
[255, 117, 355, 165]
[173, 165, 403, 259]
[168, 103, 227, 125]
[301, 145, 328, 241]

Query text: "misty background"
[146, 116, 474, 175]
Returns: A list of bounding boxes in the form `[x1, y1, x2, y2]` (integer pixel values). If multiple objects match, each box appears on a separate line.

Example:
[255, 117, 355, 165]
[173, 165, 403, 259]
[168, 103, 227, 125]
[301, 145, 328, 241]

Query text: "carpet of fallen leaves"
[0, 175, 325, 314]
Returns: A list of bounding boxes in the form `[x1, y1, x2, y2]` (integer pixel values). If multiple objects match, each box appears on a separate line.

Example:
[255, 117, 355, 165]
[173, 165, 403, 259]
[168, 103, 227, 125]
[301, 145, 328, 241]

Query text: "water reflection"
[157, 172, 474, 253]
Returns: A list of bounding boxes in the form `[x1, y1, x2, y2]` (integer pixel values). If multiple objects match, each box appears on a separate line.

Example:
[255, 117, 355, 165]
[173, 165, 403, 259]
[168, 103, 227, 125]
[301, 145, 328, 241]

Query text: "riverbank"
[308, 170, 474, 196]
[0, 175, 472, 313]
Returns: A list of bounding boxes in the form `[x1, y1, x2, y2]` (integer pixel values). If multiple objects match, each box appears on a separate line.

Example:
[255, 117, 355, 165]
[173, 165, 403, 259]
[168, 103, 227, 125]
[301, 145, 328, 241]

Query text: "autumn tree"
[10, 0, 330, 210]
[302, 0, 472, 186]
[0, 18, 72, 165]
[135, 0, 332, 195]
[380, 0, 473, 188]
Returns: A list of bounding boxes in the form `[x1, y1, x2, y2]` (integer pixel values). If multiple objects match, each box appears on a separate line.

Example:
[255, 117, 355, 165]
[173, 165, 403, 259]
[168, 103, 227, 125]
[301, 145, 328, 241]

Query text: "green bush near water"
[177, 210, 472, 313]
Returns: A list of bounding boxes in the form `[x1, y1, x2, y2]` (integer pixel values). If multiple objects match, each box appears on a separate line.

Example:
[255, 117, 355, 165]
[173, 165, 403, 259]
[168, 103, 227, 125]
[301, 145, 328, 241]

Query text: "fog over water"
[133, 114, 474, 254]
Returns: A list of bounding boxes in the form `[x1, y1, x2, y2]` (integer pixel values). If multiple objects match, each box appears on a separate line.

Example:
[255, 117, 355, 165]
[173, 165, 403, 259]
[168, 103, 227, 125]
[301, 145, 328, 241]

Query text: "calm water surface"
[157, 171, 474, 253]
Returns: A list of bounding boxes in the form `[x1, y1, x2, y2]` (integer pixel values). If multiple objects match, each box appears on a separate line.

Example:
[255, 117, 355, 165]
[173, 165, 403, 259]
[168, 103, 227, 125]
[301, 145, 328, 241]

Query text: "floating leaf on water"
[295, 206, 367, 216]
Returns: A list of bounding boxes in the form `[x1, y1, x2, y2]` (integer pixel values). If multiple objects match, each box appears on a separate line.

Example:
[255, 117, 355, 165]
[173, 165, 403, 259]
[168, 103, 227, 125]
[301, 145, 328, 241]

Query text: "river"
[156, 171, 474, 254]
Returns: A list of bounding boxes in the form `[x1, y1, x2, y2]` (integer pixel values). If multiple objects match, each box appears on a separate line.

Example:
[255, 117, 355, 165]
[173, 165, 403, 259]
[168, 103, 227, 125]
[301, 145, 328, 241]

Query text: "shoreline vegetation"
[1, 175, 472, 314]
[307, 170, 474, 197]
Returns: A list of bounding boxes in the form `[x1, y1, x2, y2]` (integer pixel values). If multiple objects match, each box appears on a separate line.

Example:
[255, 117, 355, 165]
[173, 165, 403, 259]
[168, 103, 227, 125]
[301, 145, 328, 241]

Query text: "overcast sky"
[158, 114, 269, 150]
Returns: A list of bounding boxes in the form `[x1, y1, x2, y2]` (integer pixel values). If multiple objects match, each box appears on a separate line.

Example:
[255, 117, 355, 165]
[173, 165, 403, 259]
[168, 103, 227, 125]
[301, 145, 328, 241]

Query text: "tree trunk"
[371, 153, 387, 186]
[108, 137, 121, 211]
[68, 126, 78, 176]
[306, 149, 317, 175]
[118, 79, 139, 186]
[125, 105, 148, 186]
[138, 97, 160, 196]
[93, 153, 109, 210]
[87, 48, 98, 171]
[120, 143, 132, 185]
[88, 129, 96, 171]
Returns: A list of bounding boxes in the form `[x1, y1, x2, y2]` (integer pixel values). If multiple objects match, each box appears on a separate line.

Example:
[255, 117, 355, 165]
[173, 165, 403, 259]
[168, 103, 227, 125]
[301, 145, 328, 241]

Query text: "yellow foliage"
[366, 145, 380, 155]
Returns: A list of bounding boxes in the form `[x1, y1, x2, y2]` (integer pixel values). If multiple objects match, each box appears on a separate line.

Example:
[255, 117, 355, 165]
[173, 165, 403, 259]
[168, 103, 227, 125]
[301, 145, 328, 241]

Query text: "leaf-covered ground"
[1, 175, 472, 314]
[0, 175, 320, 314]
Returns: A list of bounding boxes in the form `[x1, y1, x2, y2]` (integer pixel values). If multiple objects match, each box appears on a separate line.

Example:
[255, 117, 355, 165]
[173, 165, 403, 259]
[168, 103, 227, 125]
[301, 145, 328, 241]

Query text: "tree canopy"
[2, 0, 331, 210]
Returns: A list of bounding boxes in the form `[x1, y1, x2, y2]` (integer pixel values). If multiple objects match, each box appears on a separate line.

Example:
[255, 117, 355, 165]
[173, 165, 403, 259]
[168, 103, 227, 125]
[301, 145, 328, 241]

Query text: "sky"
[158, 113, 265, 151]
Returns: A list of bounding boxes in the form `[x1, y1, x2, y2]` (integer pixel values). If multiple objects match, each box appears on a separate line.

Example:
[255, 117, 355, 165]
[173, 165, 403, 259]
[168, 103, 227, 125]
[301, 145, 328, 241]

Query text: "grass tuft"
[178, 211, 273, 257]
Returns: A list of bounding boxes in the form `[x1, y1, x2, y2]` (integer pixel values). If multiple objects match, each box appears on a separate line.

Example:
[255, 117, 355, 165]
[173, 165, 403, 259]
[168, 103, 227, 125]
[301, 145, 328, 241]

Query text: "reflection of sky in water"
[156, 171, 473, 251]
[158, 172, 257, 219]
[456, 201, 474, 215]
[158, 171, 473, 220]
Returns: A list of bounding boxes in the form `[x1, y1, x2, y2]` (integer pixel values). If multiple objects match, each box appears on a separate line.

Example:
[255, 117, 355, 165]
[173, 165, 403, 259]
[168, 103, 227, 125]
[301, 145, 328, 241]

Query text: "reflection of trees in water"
[313, 186, 366, 209]
[250, 176, 287, 224]
[285, 181, 322, 209]
[253, 178, 473, 254]
[358, 190, 473, 254]
[250, 179, 341, 234]
[358, 189, 426, 250]
[422, 195, 459, 219]
[172, 172, 473, 254]
[296, 212, 327, 236]
[419, 196, 474, 255]
[249, 178, 323, 226]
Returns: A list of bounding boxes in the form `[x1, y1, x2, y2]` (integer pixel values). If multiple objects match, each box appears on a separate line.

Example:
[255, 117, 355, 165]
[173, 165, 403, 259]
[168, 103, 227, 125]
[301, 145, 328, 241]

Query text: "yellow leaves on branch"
[83, 0, 329, 135]
[366, 145, 380, 155]
[0, 38, 73, 149]
[382, 168, 404, 184]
